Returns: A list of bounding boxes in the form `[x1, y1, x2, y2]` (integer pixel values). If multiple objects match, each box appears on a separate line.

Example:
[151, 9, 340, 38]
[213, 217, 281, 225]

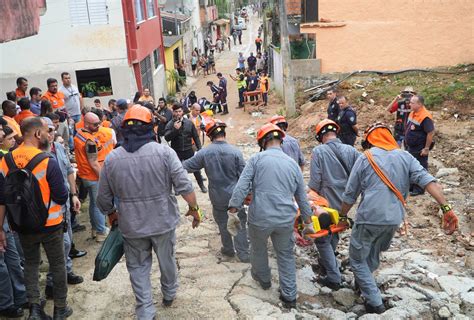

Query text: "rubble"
[436, 275, 474, 296]
[332, 288, 358, 308]
[436, 167, 460, 178]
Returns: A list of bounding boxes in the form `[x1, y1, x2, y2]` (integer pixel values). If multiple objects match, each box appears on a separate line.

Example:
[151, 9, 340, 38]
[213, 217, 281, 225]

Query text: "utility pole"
[230, 0, 235, 30]
[279, 0, 296, 116]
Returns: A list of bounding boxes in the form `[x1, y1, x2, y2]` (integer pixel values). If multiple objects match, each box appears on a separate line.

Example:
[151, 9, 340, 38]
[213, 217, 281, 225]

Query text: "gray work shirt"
[342, 147, 436, 225]
[281, 134, 305, 167]
[51, 142, 73, 214]
[228, 147, 312, 227]
[59, 84, 81, 117]
[97, 142, 194, 239]
[182, 141, 245, 207]
[308, 138, 360, 211]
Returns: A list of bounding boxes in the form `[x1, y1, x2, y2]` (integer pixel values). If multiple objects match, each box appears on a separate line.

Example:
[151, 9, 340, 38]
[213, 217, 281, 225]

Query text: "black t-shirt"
[157, 107, 173, 136]
[327, 98, 340, 121]
[405, 117, 434, 152]
[247, 56, 257, 67]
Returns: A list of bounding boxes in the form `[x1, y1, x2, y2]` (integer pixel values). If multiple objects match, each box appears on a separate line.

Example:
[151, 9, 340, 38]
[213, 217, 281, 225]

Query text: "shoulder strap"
[5, 152, 17, 171]
[364, 151, 406, 206]
[326, 143, 350, 176]
[25, 152, 49, 172]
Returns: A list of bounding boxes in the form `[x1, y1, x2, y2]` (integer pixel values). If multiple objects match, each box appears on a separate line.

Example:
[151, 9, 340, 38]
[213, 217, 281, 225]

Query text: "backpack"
[4, 152, 51, 233]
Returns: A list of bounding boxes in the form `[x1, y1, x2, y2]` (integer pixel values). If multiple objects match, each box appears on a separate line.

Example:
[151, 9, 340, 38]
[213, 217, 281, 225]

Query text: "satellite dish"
[158, 0, 167, 4]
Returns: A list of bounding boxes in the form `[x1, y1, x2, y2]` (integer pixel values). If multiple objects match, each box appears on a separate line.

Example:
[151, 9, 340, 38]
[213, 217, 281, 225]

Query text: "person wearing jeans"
[74, 112, 108, 242]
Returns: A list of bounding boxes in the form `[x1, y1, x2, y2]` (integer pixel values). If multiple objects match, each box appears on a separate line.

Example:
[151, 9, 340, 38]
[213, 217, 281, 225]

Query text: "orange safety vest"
[102, 120, 111, 128]
[0, 145, 63, 227]
[76, 115, 85, 130]
[41, 91, 65, 110]
[260, 76, 269, 93]
[407, 106, 433, 126]
[74, 128, 102, 181]
[95, 126, 115, 163]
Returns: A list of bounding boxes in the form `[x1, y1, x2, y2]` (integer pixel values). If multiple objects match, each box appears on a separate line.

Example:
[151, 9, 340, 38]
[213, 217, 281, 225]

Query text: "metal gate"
[140, 55, 154, 97]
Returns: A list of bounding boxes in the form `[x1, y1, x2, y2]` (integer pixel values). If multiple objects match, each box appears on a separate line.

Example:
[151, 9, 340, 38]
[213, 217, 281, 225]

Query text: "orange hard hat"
[122, 105, 153, 126]
[269, 115, 287, 126]
[205, 119, 227, 138]
[315, 119, 339, 142]
[361, 122, 396, 150]
[307, 189, 329, 207]
[257, 123, 285, 149]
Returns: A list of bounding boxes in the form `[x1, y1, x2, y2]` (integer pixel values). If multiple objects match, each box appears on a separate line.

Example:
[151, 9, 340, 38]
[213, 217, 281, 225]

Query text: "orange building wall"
[301, 0, 474, 73]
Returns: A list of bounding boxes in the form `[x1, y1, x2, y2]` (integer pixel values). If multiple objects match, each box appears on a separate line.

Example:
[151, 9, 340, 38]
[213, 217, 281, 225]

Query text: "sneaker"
[316, 277, 341, 291]
[279, 293, 296, 309]
[200, 185, 208, 193]
[0, 306, 24, 318]
[251, 271, 271, 290]
[364, 302, 386, 314]
[68, 249, 87, 259]
[162, 298, 174, 307]
[67, 272, 84, 285]
[95, 232, 108, 243]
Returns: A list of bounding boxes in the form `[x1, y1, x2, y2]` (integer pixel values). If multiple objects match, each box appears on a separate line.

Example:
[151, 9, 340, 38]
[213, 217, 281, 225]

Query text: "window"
[140, 56, 154, 96]
[153, 48, 162, 69]
[135, 0, 145, 23]
[69, 0, 108, 26]
[302, 0, 319, 23]
[76, 68, 113, 98]
[146, 0, 156, 18]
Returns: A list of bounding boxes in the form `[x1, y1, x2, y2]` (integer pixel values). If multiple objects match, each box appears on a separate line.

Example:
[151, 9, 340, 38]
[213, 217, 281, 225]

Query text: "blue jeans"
[82, 179, 106, 233]
[238, 88, 246, 107]
[0, 230, 27, 310]
[71, 115, 81, 123]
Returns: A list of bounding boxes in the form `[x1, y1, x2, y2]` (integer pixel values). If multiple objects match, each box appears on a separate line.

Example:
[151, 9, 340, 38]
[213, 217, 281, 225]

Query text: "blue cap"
[116, 98, 128, 107]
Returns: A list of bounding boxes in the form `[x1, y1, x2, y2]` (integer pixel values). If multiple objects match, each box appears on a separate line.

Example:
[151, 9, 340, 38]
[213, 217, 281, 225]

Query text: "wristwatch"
[440, 204, 452, 214]
[189, 205, 199, 211]
[71, 193, 79, 198]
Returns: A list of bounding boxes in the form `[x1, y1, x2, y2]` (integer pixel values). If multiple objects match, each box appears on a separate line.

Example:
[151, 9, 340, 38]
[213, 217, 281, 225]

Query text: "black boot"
[53, 306, 73, 320]
[28, 303, 51, 320]
[0, 306, 24, 318]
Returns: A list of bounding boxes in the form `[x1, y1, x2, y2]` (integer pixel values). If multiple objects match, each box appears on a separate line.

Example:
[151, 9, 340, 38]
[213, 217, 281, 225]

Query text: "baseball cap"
[43, 117, 55, 129]
[116, 98, 128, 108]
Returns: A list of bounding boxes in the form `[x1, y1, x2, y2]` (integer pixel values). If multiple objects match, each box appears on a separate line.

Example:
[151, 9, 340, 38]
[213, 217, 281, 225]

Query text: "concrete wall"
[271, 47, 284, 96]
[0, 0, 134, 100]
[164, 39, 184, 94]
[153, 65, 167, 99]
[300, 0, 474, 73]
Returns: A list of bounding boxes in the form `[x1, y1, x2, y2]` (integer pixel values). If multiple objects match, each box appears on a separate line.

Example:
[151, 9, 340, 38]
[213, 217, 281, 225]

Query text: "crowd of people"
[0, 14, 460, 320]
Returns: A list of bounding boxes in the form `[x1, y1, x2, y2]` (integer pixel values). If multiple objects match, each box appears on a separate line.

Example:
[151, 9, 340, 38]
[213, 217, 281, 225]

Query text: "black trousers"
[177, 149, 204, 187]
[410, 150, 428, 194]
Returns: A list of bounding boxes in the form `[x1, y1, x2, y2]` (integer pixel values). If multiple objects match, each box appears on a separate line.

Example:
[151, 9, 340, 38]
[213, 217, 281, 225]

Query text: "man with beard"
[0, 117, 71, 319]
[74, 113, 108, 242]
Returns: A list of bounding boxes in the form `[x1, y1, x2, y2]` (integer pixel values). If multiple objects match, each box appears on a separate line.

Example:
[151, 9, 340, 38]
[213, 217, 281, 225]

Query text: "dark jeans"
[18, 228, 67, 308]
[238, 88, 246, 107]
[262, 92, 268, 106]
[177, 149, 204, 188]
[410, 150, 428, 194]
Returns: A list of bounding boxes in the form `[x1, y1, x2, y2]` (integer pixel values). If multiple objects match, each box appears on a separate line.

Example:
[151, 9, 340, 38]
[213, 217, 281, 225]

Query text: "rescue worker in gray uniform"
[97, 106, 203, 320]
[227, 123, 314, 309]
[269, 115, 305, 170]
[308, 119, 360, 290]
[183, 119, 250, 262]
[340, 123, 459, 314]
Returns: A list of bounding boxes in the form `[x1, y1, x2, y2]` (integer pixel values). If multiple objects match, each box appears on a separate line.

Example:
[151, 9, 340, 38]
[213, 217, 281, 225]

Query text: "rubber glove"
[185, 206, 204, 229]
[227, 210, 241, 237]
[441, 205, 458, 235]
[302, 221, 315, 239]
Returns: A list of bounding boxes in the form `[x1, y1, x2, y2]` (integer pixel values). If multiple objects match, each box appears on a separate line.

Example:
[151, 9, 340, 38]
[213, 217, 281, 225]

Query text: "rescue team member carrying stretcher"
[97, 106, 203, 320]
[227, 123, 315, 309]
[183, 119, 250, 262]
[307, 119, 360, 290]
[340, 122, 459, 314]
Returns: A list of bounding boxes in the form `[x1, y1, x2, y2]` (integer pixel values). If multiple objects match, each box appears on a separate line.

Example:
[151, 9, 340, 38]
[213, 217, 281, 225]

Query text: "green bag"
[93, 224, 124, 281]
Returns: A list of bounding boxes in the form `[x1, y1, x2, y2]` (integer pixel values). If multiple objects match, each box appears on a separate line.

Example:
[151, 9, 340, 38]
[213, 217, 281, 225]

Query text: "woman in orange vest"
[259, 71, 270, 106]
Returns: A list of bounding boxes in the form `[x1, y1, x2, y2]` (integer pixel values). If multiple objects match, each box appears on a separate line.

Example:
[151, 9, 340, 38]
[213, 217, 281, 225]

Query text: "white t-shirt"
[59, 84, 81, 116]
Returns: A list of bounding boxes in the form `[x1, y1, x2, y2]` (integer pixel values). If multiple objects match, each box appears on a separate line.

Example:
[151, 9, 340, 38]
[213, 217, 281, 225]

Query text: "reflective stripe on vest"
[0, 146, 64, 227]
[96, 127, 115, 163]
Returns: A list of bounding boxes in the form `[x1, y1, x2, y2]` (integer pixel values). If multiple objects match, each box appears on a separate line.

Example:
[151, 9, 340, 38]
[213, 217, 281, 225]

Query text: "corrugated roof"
[161, 11, 191, 22]
[163, 35, 183, 48]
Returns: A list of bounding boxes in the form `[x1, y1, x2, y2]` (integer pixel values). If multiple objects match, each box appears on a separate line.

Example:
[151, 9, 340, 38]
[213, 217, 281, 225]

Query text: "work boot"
[53, 305, 73, 320]
[28, 303, 51, 320]
[279, 292, 296, 309]
[67, 272, 84, 285]
[251, 271, 271, 290]
[162, 298, 174, 307]
[199, 185, 208, 193]
[364, 302, 386, 314]
[0, 306, 24, 318]
[220, 247, 235, 258]
[45, 285, 54, 300]
[317, 277, 341, 291]
[71, 224, 86, 233]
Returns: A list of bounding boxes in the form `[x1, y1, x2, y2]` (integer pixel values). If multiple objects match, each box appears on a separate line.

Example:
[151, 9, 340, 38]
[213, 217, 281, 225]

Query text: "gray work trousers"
[18, 228, 67, 308]
[315, 233, 341, 283]
[47, 214, 73, 286]
[248, 224, 296, 300]
[123, 229, 178, 320]
[212, 205, 249, 260]
[0, 230, 27, 310]
[349, 224, 398, 307]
